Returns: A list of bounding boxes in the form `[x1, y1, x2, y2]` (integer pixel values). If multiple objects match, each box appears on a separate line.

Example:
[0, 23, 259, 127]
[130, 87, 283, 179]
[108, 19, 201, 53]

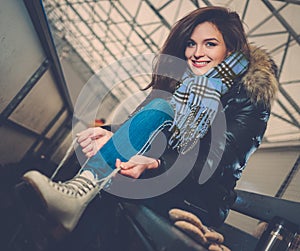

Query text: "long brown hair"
[145, 6, 250, 92]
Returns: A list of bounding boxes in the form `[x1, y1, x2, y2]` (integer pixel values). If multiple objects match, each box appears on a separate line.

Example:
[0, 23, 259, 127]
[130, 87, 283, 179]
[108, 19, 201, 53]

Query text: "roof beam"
[262, 0, 300, 45]
[144, 0, 171, 29]
[65, 1, 145, 91]
[275, 0, 300, 5]
[247, 3, 287, 36]
[275, 154, 300, 198]
[241, 0, 250, 21]
[114, 0, 161, 51]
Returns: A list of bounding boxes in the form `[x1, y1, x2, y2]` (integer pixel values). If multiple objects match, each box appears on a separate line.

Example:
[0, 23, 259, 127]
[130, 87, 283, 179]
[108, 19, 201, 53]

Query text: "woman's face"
[185, 22, 228, 75]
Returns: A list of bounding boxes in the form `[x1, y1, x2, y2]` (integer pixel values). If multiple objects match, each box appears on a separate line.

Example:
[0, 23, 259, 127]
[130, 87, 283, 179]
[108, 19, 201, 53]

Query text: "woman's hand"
[115, 155, 160, 179]
[76, 127, 113, 158]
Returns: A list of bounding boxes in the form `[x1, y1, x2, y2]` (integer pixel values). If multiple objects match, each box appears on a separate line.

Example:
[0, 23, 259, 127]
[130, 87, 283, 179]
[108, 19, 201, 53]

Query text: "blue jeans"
[83, 98, 174, 180]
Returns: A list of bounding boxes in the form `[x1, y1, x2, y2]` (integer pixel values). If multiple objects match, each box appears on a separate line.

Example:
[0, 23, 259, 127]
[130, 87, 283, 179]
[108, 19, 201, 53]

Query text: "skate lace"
[53, 176, 97, 197]
[50, 138, 121, 195]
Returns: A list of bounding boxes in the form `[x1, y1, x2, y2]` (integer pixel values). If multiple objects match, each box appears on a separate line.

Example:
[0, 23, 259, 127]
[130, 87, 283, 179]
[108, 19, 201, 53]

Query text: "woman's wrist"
[147, 158, 160, 169]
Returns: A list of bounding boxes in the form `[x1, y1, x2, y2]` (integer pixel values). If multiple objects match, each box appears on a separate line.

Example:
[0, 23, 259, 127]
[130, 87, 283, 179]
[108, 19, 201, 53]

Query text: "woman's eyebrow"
[189, 37, 220, 43]
[203, 38, 220, 42]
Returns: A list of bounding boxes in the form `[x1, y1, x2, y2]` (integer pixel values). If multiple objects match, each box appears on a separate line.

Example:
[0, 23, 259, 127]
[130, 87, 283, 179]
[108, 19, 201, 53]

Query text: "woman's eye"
[186, 40, 195, 47]
[206, 42, 217, 47]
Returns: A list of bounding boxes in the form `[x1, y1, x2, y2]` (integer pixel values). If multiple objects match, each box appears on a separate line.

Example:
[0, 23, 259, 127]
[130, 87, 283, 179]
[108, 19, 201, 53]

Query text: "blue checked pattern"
[169, 51, 249, 154]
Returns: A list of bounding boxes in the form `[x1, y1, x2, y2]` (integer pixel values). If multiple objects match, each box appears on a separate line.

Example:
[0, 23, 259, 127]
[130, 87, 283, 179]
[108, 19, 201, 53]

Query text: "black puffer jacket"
[135, 45, 279, 226]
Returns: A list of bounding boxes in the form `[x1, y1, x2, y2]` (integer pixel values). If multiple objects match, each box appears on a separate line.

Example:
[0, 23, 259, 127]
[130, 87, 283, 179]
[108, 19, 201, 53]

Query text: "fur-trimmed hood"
[242, 45, 279, 108]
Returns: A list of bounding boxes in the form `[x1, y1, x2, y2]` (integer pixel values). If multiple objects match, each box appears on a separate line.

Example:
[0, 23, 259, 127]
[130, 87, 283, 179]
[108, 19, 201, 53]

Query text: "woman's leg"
[83, 98, 174, 180]
[22, 98, 174, 233]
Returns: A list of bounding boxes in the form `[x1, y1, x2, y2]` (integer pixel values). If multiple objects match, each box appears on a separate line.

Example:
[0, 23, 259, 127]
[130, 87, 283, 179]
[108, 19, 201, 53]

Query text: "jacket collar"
[241, 45, 279, 108]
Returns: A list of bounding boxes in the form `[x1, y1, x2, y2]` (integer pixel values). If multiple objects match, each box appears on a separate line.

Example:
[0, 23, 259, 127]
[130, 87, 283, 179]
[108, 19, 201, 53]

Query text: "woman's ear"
[227, 50, 233, 56]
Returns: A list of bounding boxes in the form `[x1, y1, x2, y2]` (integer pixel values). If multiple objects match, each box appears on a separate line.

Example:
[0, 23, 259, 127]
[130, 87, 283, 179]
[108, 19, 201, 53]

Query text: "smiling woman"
[22, 6, 278, 250]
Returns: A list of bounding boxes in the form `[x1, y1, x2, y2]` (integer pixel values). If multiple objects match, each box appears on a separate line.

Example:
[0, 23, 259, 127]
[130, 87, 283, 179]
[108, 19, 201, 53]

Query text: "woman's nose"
[193, 46, 204, 59]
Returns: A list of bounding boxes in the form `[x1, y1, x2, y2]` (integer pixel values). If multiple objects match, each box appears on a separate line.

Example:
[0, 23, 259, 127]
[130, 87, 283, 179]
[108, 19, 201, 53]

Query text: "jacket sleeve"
[213, 95, 270, 190]
[181, 95, 271, 226]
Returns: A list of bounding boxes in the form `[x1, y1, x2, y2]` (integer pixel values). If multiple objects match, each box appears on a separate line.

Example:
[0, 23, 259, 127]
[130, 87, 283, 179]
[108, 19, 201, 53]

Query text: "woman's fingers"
[76, 127, 113, 158]
[120, 168, 141, 179]
[83, 145, 99, 158]
[115, 155, 161, 179]
[116, 159, 132, 171]
[115, 158, 122, 169]
[117, 158, 146, 179]
[79, 137, 92, 148]
[76, 128, 94, 142]
[77, 127, 106, 142]
[80, 138, 97, 154]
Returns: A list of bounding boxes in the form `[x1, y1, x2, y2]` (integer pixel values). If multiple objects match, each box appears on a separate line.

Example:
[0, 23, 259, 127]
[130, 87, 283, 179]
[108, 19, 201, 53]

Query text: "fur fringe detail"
[242, 45, 279, 108]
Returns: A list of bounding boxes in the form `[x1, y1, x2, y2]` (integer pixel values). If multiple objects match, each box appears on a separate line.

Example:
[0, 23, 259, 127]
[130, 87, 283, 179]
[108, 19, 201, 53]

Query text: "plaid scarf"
[168, 51, 249, 154]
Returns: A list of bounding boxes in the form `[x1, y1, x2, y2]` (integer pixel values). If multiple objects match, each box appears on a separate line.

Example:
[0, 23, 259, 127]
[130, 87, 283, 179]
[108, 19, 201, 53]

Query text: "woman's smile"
[191, 60, 210, 68]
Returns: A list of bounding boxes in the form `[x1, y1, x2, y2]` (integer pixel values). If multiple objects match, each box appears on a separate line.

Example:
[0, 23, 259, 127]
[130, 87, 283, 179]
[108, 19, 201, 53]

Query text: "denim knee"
[142, 98, 174, 118]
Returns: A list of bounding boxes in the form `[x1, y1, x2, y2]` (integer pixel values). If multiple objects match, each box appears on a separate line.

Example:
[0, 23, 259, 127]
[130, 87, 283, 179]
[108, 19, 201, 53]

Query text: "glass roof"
[42, 0, 300, 148]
